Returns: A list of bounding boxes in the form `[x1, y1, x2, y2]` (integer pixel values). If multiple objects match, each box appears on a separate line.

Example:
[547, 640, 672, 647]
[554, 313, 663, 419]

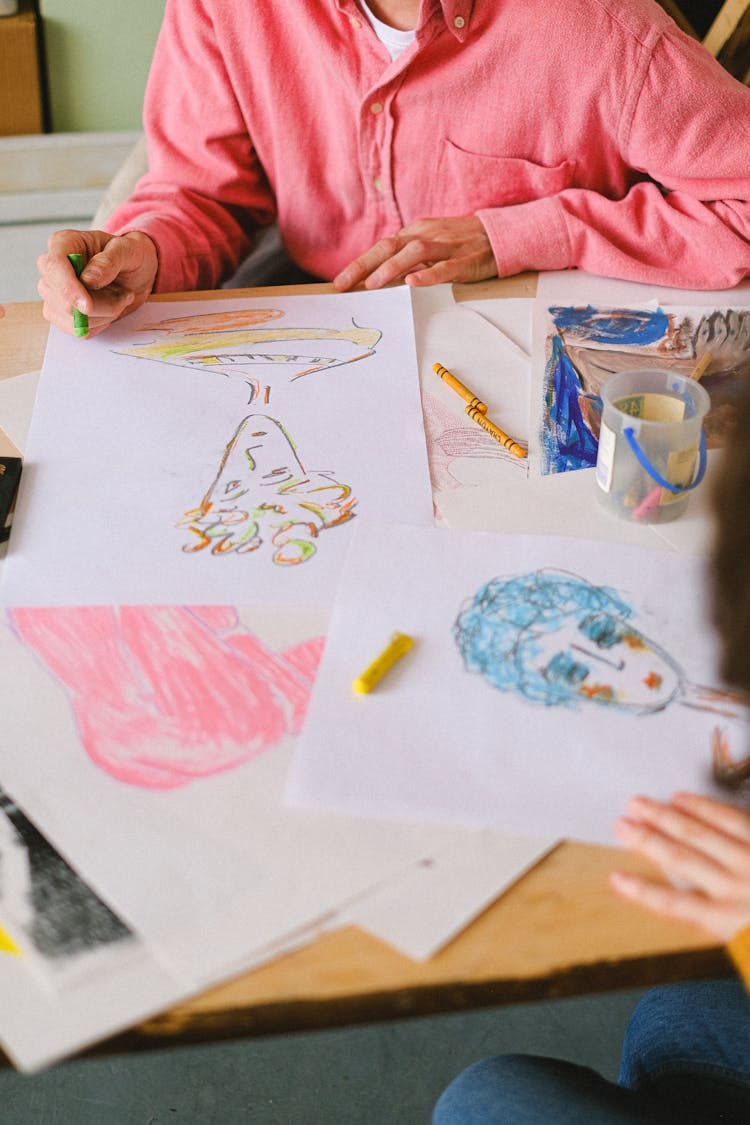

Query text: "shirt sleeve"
[477, 29, 750, 290]
[104, 0, 276, 294]
[728, 924, 750, 990]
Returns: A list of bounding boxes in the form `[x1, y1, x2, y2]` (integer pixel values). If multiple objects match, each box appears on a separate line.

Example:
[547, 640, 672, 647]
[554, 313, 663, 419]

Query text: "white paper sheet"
[0, 784, 189, 1071]
[0, 368, 40, 451]
[536, 270, 750, 309]
[334, 831, 554, 961]
[416, 293, 531, 511]
[0, 604, 472, 984]
[0, 320, 554, 1067]
[1, 290, 433, 607]
[435, 450, 723, 558]
[287, 525, 743, 844]
[0, 942, 183, 1072]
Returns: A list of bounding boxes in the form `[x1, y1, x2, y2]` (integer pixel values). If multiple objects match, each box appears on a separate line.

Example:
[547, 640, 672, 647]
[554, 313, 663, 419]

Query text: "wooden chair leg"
[654, 0, 699, 38]
[703, 0, 750, 83]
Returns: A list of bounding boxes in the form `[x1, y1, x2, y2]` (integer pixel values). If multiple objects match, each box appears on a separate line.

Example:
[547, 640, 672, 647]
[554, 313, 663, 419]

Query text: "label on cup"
[595, 420, 616, 492]
[613, 393, 685, 423]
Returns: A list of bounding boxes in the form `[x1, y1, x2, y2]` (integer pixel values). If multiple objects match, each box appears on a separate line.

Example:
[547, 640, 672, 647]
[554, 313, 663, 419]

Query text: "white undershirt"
[359, 2, 416, 61]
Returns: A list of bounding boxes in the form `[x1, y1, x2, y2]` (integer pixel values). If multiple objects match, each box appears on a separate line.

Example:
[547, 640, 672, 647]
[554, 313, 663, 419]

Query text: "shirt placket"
[358, 82, 403, 230]
[338, 0, 465, 232]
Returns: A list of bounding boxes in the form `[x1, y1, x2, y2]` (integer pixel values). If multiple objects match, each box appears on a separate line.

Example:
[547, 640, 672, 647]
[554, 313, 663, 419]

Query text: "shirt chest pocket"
[435, 139, 577, 213]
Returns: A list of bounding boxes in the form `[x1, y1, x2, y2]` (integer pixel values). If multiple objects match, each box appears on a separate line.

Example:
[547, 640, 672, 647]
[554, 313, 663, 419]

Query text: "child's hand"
[610, 791, 750, 942]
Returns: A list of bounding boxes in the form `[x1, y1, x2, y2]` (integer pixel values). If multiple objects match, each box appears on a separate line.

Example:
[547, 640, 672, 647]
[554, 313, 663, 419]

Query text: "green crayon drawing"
[178, 414, 356, 565]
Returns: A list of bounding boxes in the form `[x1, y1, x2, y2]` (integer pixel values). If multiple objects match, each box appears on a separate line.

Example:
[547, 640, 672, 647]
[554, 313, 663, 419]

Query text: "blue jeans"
[432, 979, 750, 1124]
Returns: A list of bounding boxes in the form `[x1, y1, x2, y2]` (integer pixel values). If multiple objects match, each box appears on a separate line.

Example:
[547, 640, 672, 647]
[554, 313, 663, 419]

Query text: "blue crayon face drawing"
[529, 613, 681, 712]
[453, 569, 682, 715]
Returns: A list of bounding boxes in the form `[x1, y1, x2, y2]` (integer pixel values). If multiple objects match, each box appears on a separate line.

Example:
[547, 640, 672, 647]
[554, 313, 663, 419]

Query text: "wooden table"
[0, 280, 727, 1058]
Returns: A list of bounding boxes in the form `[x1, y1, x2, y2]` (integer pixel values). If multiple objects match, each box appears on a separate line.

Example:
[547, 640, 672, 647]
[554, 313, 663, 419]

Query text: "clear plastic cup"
[595, 368, 709, 524]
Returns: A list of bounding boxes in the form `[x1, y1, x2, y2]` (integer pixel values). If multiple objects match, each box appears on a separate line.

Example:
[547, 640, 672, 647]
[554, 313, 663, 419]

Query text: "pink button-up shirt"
[108, 0, 750, 292]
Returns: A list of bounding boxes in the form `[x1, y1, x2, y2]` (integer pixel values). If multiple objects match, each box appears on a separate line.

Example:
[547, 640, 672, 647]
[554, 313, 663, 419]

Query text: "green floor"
[0, 988, 645, 1124]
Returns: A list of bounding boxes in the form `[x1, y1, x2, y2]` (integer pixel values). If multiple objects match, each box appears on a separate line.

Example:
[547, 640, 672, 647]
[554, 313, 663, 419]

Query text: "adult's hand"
[333, 215, 497, 291]
[38, 230, 159, 338]
[610, 791, 750, 942]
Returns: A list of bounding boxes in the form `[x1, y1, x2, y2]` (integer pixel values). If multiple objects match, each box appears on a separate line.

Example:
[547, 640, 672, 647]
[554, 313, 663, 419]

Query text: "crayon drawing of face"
[528, 612, 680, 712]
[453, 569, 682, 715]
[178, 413, 356, 564]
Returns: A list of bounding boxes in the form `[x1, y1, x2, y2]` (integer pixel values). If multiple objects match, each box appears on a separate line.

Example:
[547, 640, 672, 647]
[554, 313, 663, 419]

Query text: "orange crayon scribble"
[288, 348, 377, 381]
[580, 682, 615, 701]
[139, 309, 285, 335]
[245, 378, 261, 404]
[643, 671, 663, 691]
[622, 632, 647, 651]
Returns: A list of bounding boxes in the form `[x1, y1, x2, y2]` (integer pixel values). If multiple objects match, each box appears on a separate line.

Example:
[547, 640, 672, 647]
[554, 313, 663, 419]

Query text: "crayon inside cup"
[595, 368, 709, 524]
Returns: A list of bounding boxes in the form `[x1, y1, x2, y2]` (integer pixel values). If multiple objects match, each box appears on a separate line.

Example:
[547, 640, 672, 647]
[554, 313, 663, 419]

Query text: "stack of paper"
[0, 286, 550, 1070]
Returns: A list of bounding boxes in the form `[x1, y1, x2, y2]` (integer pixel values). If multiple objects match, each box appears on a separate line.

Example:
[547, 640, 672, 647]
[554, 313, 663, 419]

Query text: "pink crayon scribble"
[9, 606, 323, 791]
[421, 391, 511, 493]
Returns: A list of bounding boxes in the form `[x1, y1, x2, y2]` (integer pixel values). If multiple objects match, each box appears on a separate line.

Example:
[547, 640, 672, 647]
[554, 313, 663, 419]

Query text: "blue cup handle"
[622, 426, 707, 493]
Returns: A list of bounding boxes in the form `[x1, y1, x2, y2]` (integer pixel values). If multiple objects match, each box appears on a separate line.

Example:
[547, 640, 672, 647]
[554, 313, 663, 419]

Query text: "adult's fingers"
[621, 794, 750, 876]
[333, 215, 497, 291]
[608, 869, 739, 941]
[333, 234, 409, 291]
[38, 230, 155, 336]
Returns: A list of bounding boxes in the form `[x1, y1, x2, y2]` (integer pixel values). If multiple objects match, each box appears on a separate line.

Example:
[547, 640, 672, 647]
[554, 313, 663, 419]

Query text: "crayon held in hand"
[67, 252, 89, 338]
[353, 631, 415, 694]
[465, 404, 527, 459]
[432, 362, 487, 413]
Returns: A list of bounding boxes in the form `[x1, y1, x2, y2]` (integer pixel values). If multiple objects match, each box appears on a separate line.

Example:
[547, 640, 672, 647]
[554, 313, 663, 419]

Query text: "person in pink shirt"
[39, 0, 750, 336]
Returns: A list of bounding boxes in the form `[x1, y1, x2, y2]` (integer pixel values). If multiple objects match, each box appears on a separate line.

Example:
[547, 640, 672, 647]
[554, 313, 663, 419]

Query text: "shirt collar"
[336, 1, 474, 42]
[437, 1, 474, 40]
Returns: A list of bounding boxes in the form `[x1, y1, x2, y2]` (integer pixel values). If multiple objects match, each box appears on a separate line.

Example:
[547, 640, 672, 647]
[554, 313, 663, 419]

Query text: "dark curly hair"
[712, 381, 750, 695]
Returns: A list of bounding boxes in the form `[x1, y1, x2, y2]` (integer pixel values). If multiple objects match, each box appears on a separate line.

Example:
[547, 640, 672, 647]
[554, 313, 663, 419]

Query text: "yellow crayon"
[689, 352, 712, 382]
[353, 631, 415, 694]
[0, 926, 20, 955]
[465, 404, 527, 459]
[432, 362, 487, 414]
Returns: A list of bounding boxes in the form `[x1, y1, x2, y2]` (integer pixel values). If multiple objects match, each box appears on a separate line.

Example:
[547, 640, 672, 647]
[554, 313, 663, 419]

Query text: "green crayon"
[67, 252, 89, 338]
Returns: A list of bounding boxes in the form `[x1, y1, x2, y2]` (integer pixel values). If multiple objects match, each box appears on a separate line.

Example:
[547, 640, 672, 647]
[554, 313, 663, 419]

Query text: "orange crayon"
[432, 362, 487, 414]
[465, 404, 527, 459]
